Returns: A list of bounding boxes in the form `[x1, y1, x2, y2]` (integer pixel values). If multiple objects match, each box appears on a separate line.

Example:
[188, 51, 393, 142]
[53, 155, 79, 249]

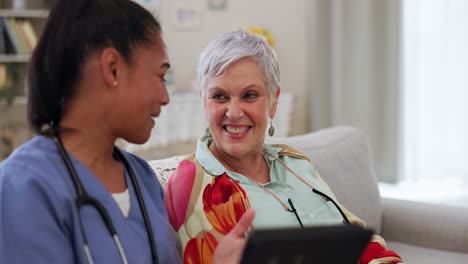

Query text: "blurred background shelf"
[0, 54, 29, 63]
[0, 0, 50, 160]
[0, 8, 48, 17]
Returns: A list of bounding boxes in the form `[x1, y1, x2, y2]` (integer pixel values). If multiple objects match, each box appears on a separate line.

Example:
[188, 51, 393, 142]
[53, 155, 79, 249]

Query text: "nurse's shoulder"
[0, 136, 74, 206]
[0, 136, 76, 263]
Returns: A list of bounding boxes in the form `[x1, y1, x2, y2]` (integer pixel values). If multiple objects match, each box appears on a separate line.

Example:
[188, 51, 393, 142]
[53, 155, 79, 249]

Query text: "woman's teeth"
[225, 126, 248, 134]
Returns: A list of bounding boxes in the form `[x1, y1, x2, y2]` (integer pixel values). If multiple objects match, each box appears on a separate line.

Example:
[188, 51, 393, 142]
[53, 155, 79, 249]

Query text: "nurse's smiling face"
[203, 57, 279, 159]
[116, 35, 170, 144]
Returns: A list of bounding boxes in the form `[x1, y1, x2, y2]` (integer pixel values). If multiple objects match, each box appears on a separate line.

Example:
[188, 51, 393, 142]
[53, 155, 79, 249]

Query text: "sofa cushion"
[382, 197, 468, 253]
[386, 241, 468, 263]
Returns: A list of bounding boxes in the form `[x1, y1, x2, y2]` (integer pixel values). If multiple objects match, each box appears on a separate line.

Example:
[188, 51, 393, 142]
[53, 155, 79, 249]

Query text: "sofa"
[148, 126, 468, 263]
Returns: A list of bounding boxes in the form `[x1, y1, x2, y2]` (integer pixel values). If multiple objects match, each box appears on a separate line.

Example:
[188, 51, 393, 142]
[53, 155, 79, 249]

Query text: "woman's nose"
[226, 99, 244, 119]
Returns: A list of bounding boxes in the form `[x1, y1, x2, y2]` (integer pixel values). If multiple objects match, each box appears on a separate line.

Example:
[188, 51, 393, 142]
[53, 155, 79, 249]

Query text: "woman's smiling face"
[203, 57, 279, 159]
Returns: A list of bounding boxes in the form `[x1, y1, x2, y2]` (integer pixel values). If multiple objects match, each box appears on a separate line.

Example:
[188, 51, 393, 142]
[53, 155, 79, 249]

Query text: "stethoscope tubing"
[53, 133, 158, 264]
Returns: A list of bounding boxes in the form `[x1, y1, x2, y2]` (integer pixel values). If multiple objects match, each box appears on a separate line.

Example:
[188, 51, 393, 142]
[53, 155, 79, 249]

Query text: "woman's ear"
[269, 87, 281, 119]
[101, 47, 121, 87]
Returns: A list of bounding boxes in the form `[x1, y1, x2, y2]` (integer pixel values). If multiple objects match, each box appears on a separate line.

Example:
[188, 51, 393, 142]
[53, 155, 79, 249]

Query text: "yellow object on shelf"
[0, 64, 7, 89]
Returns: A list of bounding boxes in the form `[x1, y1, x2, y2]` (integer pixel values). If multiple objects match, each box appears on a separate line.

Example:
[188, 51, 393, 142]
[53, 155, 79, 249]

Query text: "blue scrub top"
[0, 136, 181, 263]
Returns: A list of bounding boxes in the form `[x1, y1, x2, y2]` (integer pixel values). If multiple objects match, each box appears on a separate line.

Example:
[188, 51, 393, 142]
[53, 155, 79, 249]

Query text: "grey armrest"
[381, 197, 468, 253]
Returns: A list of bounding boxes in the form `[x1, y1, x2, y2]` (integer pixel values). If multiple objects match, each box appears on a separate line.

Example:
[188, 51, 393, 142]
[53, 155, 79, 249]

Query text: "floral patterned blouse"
[163, 135, 402, 264]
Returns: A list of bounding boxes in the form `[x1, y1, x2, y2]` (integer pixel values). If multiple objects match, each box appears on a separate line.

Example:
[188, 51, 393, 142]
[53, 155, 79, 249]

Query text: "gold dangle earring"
[268, 120, 275, 137]
[204, 127, 212, 137]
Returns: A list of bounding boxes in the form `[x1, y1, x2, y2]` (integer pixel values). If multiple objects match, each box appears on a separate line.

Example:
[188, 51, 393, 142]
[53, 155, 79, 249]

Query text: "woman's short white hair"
[197, 28, 280, 97]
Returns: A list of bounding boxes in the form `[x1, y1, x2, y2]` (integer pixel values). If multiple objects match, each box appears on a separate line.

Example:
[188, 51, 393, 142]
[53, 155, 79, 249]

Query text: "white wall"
[156, 0, 309, 135]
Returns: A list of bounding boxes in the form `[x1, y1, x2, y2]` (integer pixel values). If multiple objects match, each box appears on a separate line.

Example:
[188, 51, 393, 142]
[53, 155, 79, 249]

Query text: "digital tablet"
[240, 224, 373, 264]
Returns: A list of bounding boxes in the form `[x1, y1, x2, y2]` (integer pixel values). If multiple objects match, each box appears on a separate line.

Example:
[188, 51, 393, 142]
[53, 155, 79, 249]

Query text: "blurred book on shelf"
[1, 17, 37, 54]
[3, 17, 23, 54]
[10, 17, 29, 53]
[0, 18, 5, 53]
[18, 19, 37, 51]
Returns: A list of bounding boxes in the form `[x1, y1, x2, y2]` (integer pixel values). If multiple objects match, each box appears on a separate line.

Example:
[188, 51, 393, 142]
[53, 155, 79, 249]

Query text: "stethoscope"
[53, 132, 159, 264]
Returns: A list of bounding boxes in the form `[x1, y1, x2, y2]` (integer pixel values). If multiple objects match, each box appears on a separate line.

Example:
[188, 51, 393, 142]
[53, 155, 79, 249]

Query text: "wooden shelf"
[0, 9, 49, 18]
[0, 54, 30, 63]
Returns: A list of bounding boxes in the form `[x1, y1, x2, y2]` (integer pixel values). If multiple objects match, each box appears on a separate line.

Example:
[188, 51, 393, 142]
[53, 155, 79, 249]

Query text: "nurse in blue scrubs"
[0, 0, 254, 263]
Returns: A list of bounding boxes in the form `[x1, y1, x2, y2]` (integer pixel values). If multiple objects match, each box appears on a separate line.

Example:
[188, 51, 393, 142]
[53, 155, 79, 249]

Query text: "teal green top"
[196, 135, 344, 229]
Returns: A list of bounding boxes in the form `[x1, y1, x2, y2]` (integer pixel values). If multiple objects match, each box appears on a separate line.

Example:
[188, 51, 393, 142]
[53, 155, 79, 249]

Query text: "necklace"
[215, 149, 322, 211]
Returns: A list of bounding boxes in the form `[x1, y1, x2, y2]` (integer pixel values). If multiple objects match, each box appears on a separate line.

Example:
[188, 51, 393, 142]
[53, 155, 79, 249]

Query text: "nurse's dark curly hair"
[27, 0, 162, 134]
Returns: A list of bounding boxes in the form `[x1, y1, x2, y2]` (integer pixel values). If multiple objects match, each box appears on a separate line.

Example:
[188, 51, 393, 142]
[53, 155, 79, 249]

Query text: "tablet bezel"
[240, 224, 373, 264]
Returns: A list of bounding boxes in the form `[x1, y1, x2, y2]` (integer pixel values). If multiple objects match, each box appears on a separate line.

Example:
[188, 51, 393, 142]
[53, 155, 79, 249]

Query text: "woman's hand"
[212, 209, 256, 264]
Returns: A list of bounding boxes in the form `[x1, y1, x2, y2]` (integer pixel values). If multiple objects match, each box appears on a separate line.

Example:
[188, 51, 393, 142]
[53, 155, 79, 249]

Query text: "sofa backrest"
[148, 126, 382, 233]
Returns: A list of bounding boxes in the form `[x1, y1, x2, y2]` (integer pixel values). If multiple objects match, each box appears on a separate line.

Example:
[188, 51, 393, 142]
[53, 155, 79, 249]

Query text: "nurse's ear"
[101, 47, 121, 88]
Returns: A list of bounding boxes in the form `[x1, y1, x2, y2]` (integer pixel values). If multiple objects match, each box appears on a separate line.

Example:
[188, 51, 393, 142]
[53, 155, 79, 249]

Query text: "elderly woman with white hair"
[163, 28, 403, 264]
